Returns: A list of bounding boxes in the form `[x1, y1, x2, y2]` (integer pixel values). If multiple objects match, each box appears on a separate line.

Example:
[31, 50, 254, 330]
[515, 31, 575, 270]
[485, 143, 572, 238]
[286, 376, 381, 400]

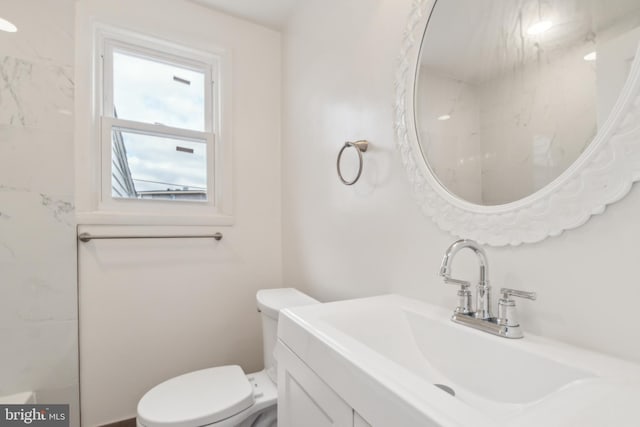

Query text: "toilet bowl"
[136, 288, 319, 427]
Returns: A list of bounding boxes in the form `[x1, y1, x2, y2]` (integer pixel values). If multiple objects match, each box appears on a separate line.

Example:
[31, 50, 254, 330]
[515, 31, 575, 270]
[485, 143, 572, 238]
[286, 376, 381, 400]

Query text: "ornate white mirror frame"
[395, 0, 640, 246]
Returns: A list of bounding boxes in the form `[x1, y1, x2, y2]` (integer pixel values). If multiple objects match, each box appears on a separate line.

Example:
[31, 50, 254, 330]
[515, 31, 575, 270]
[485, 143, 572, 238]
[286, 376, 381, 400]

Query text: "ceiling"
[191, 0, 299, 30]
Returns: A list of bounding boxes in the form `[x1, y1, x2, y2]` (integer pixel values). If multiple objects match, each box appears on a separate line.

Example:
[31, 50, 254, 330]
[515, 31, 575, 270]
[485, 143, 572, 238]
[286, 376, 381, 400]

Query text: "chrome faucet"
[440, 239, 492, 319]
[439, 239, 536, 339]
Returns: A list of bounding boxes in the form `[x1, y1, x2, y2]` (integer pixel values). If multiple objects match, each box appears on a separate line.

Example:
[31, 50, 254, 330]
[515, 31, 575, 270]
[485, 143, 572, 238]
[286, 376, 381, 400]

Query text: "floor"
[100, 418, 136, 427]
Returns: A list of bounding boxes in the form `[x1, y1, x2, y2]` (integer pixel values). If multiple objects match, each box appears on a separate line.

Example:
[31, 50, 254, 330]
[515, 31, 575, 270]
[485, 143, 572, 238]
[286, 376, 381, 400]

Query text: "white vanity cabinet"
[276, 342, 371, 427]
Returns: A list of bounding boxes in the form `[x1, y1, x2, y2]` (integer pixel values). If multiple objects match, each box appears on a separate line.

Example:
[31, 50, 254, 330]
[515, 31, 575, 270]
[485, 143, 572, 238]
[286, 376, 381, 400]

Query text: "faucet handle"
[444, 277, 471, 289]
[497, 288, 536, 329]
[500, 288, 537, 301]
[443, 277, 472, 314]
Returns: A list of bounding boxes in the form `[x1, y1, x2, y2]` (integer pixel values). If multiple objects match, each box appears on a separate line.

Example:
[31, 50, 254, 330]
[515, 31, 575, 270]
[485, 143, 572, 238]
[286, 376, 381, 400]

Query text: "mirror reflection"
[416, 0, 640, 205]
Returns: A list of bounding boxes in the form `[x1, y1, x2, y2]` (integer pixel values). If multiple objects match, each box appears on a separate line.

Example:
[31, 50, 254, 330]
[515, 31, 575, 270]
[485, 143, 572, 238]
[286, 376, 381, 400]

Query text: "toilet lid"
[137, 365, 254, 427]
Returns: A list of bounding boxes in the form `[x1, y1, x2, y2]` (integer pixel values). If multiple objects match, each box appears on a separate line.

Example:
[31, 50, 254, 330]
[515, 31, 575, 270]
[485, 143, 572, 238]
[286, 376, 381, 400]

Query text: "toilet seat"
[137, 365, 254, 427]
[137, 288, 317, 427]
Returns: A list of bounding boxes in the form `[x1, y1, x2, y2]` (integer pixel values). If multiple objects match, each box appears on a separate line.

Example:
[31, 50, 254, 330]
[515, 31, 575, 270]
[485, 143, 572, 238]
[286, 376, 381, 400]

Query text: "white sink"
[278, 295, 640, 426]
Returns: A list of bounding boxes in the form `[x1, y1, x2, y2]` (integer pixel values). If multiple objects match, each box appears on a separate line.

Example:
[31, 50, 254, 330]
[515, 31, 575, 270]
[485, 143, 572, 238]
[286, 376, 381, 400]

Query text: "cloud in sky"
[117, 130, 207, 191]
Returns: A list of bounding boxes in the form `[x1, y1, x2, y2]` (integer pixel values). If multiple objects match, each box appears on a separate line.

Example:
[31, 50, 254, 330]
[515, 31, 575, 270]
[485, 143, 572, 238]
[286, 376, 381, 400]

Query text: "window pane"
[112, 129, 207, 201]
[113, 50, 206, 131]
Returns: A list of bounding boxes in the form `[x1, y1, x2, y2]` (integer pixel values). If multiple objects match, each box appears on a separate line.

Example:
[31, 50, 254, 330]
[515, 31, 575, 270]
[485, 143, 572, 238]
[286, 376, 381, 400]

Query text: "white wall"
[282, 0, 640, 366]
[0, 1, 79, 425]
[75, 1, 282, 425]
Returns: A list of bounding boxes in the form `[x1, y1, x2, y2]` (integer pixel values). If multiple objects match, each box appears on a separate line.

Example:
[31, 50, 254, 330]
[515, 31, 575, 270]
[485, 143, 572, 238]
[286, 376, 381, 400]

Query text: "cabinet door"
[277, 342, 353, 427]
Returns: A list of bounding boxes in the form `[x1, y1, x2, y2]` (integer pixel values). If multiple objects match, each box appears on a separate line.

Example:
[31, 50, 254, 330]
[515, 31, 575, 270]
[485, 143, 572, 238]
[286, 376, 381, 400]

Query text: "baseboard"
[99, 418, 136, 427]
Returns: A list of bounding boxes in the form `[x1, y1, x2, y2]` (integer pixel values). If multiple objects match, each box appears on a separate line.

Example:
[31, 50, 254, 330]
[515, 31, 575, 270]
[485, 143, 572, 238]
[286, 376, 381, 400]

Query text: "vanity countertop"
[277, 295, 640, 427]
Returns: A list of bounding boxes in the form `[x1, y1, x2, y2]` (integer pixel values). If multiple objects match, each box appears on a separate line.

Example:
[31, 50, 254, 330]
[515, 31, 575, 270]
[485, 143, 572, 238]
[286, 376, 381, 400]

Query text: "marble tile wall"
[416, 40, 597, 206]
[477, 40, 597, 205]
[0, 1, 78, 425]
[416, 68, 484, 204]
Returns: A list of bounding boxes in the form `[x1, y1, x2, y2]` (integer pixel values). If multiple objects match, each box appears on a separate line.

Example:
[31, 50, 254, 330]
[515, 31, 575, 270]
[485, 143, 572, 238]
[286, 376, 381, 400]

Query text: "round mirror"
[396, 0, 640, 245]
[415, 0, 640, 205]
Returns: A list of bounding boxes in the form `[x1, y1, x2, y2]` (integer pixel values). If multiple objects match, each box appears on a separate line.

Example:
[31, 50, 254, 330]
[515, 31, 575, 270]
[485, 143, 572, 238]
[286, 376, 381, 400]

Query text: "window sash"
[102, 38, 215, 134]
[100, 117, 216, 211]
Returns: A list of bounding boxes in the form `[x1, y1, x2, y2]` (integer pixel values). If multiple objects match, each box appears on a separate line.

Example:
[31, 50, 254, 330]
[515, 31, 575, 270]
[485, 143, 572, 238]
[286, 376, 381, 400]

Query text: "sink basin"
[277, 295, 640, 426]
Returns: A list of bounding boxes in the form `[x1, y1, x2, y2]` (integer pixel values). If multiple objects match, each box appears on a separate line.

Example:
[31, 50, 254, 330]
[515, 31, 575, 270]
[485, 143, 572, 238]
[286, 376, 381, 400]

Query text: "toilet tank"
[256, 288, 319, 383]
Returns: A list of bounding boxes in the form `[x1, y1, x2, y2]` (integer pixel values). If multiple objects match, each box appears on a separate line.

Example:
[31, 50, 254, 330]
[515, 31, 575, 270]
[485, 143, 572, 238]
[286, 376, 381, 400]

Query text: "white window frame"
[77, 25, 233, 225]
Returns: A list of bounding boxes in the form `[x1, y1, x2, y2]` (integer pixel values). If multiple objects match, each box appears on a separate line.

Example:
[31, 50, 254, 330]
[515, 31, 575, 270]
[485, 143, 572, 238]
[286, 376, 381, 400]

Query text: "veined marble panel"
[0, 189, 75, 323]
[0, 56, 74, 129]
[0, 320, 78, 396]
[0, 127, 74, 195]
[0, 0, 74, 68]
[0, 1, 78, 424]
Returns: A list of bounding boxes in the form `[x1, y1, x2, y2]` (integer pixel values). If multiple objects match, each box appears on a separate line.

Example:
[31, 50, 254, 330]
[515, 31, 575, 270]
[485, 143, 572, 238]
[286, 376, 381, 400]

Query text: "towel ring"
[337, 140, 369, 185]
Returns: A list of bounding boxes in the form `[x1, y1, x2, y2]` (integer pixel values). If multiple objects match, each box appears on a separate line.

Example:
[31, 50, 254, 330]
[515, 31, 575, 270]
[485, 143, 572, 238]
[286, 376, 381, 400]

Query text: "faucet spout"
[439, 239, 492, 319]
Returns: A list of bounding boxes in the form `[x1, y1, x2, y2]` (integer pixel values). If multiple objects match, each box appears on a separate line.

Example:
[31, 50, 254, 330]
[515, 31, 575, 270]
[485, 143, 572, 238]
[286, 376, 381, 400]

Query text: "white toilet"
[136, 288, 319, 427]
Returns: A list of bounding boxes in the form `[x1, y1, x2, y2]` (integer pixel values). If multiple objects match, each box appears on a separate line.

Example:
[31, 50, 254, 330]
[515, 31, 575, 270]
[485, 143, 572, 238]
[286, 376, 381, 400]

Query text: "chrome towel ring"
[337, 140, 369, 185]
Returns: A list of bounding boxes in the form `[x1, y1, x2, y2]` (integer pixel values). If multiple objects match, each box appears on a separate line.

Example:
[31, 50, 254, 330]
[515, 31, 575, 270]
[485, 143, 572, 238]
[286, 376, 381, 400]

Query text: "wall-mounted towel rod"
[78, 232, 223, 243]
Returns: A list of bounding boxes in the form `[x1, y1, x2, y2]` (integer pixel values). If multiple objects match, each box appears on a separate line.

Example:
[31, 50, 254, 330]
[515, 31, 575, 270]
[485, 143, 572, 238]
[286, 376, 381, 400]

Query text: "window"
[89, 27, 232, 224]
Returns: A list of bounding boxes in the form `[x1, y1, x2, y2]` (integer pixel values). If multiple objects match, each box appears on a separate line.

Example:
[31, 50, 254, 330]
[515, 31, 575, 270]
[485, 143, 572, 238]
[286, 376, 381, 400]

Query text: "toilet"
[136, 288, 319, 427]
